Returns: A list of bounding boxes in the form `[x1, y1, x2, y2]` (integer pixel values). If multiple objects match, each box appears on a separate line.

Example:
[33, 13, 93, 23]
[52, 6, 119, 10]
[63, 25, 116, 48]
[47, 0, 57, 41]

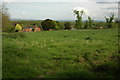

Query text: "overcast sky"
[1, 0, 119, 21]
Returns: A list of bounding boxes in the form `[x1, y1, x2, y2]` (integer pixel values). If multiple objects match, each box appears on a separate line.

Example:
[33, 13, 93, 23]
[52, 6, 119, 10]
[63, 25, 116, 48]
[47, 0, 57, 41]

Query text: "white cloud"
[2, 0, 119, 2]
[2, 0, 90, 2]
[96, 0, 119, 2]
[2, 0, 16, 3]
[73, 7, 88, 14]
[22, 11, 26, 15]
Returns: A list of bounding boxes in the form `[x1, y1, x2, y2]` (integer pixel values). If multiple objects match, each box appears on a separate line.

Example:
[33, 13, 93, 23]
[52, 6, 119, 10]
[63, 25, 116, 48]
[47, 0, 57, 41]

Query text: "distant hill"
[10, 18, 105, 22]
[57, 20, 105, 22]
[10, 18, 37, 21]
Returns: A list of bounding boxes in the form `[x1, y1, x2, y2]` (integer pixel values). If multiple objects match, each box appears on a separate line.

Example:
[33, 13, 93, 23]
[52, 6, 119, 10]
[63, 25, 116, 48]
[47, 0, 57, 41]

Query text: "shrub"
[64, 22, 71, 30]
[84, 21, 89, 29]
[41, 19, 58, 30]
[94, 22, 106, 29]
[56, 21, 65, 30]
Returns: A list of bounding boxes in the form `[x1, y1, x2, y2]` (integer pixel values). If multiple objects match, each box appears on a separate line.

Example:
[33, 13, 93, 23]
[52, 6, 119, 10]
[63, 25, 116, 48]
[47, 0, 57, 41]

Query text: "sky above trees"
[1, 0, 119, 21]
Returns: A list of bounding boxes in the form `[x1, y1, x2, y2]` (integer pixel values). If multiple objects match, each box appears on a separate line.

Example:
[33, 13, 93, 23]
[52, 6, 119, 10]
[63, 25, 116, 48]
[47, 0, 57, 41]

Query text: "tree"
[84, 21, 89, 29]
[56, 21, 65, 30]
[41, 19, 57, 30]
[73, 10, 85, 29]
[53, 21, 59, 30]
[64, 22, 71, 30]
[1, 4, 13, 32]
[105, 13, 115, 28]
[88, 16, 94, 28]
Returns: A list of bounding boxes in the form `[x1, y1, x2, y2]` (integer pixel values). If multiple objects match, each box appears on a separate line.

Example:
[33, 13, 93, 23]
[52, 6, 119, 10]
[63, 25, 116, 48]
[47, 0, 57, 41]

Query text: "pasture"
[2, 28, 119, 78]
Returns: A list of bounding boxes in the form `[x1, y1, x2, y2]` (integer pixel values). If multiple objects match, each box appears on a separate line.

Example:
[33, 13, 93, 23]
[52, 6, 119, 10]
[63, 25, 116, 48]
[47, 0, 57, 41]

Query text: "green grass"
[2, 28, 120, 78]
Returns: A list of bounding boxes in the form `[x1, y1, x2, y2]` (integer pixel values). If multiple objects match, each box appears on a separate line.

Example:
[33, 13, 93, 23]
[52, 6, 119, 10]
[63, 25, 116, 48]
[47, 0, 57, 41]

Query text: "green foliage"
[84, 21, 89, 29]
[73, 10, 85, 29]
[64, 22, 71, 30]
[88, 16, 94, 28]
[41, 19, 58, 30]
[53, 21, 59, 30]
[56, 21, 65, 30]
[11, 20, 73, 30]
[94, 22, 106, 29]
[105, 13, 115, 28]
[12, 21, 41, 26]
[84, 17, 94, 29]
[1, 4, 14, 32]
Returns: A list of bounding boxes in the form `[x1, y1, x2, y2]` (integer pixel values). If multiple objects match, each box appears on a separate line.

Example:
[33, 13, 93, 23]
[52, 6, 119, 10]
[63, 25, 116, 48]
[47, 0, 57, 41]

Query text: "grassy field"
[2, 28, 120, 78]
